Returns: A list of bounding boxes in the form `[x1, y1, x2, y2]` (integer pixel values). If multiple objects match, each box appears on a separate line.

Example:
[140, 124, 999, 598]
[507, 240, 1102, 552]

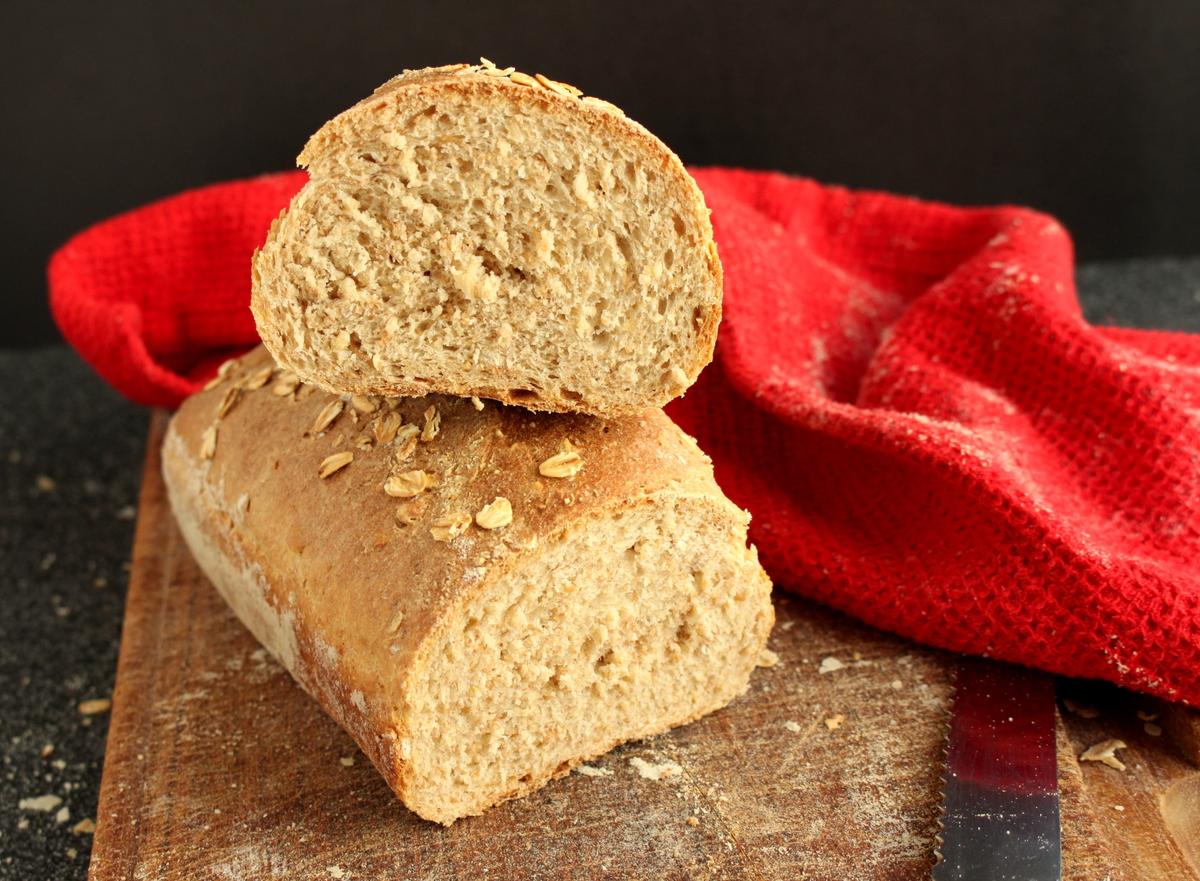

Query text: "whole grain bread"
[251, 61, 723, 417]
[162, 347, 774, 824]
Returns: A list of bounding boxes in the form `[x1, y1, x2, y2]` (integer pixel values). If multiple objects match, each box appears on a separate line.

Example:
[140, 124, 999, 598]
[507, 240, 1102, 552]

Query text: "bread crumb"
[686, 815, 700, 826]
[1136, 710, 1158, 722]
[19, 794, 62, 812]
[327, 867, 345, 879]
[1113, 804, 1125, 812]
[1144, 722, 1163, 737]
[71, 818, 96, 835]
[40, 744, 54, 758]
[629, 757, 683, 781]
[890, 679, 903, 690]
[35, 474, 57, 493]
[1063, 698, 1099, 719]
[575, 764, 612, 777]
[756, 649, 779, 668]
[1080, 738, 1128, 771]
[55, 805, 70, 824]
[824, 714, 845, 731]
[78, 698, 111, 715]
[818, 657, 845, 674]
[471, 396, 485, 411]
[67, 848, 78, 860]
[339, 756, 355, 767]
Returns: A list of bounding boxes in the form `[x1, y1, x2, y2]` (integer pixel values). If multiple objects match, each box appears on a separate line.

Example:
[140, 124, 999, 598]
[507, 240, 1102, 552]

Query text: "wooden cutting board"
[88, 412, 1200, 880]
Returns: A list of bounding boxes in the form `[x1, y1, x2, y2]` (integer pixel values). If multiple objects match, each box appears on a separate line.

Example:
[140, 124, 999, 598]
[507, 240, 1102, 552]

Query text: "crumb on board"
[818, 656, 845, 674]
[575, 764, 612, 777]
[1144, 722, 1162, 737]
[1080, 738, 1128, 771]
[629, 757, 683, 781]
[783, 720, 802, 733]
[686, 816, 700, 827]
[825, 714, 846, 731]
[1136, 710, 1158, 722]
[1063, 698, 1099, 719]
[339, 756, 355, 767]
[757, 649, 779, 668]
[72, 818, 96, 835]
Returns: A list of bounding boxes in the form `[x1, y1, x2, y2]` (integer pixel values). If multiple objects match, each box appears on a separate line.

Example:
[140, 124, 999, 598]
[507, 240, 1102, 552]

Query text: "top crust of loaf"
[161, 347, 763, 819]
[251, 62, 723, 417]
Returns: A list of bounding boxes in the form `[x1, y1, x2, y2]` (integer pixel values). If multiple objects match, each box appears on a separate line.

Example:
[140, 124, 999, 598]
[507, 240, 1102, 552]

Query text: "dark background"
[4, 0, 1199, 347]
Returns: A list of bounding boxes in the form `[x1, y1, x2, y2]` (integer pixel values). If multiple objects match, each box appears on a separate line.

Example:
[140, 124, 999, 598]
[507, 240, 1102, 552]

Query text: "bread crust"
[251, 63, 723, 417]
[161, 347, 769, 823]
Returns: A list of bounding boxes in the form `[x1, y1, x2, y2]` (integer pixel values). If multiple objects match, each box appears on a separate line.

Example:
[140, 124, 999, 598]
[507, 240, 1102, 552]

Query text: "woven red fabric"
[48, 169, 1200, 704]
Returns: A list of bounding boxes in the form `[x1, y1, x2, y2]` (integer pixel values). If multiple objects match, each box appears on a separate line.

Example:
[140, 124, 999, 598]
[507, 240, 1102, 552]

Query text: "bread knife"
[933, 658, 1061, 881]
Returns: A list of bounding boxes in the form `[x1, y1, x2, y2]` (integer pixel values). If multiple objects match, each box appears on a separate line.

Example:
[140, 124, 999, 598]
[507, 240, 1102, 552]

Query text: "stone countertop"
[1, 256, 1199, 880]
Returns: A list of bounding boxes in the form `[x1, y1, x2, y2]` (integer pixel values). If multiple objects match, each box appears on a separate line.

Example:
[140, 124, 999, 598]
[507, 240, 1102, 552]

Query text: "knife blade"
[933, 658, 1061, 881]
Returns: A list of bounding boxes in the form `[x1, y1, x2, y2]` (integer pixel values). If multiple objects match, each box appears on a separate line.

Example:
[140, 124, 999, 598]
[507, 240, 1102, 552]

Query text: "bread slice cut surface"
[251, 62, 724, 417]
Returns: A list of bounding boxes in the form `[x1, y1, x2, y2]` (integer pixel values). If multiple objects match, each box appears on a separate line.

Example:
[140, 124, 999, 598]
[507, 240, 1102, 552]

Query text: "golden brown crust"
[161, 347, 755, 822]
[252, 62, 722, 417]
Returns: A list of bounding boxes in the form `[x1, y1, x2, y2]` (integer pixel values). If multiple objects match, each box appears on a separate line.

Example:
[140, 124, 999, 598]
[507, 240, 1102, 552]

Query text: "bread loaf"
[162, 347, 773, 824]
[251, 61, 723, 417]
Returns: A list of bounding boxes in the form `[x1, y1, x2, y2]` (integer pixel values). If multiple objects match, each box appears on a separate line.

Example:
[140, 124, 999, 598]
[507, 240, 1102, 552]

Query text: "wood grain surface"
[88, 412, 1200, 880]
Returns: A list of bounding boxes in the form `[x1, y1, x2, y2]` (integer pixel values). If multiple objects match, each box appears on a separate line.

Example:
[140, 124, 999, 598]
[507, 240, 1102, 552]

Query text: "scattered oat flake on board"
[629, 757, 683, 781]
[55, 805, 70, 824]
[818, 656, 845, 674]
[1080, 738, 1128, 771]
[825, 714, 845, 731]
[19, 794, 63, 812]
[756, 648, 779, 668]
[575, 764, 612, 777]
[783, 720, 802, 733]
[78, 698, 111, 715]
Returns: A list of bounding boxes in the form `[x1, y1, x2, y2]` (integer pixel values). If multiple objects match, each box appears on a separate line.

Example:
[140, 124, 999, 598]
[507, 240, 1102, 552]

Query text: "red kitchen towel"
[48, 169, 1200, 705]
